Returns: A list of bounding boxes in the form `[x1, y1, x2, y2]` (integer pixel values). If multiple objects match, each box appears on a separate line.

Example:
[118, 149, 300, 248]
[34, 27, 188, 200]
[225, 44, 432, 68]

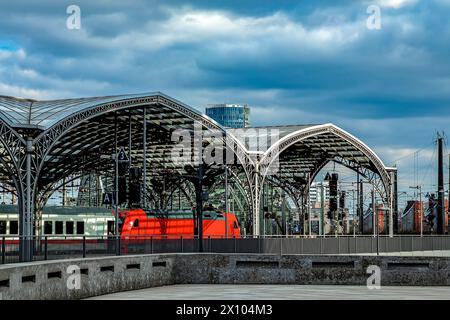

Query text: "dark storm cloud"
[0, 0, 449, 191]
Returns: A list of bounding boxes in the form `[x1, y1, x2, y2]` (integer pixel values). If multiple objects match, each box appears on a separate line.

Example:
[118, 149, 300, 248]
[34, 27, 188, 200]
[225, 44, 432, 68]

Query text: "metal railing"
[2, 234, 450, 265]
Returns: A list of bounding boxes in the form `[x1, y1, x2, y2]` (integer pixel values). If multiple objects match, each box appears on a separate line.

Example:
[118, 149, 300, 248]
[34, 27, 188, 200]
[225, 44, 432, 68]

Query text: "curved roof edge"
[327, 123, 388, 170]
[0, 92, 227, 133]
[259, 123, 388, 170]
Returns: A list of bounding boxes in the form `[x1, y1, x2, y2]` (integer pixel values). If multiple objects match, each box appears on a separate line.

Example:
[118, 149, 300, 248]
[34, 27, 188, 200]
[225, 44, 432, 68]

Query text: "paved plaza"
[89, 284, 450, 300]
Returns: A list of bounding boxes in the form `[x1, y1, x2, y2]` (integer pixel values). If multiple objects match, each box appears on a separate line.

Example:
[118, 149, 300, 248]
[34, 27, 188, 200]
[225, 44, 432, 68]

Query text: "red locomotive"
[119, 208, 241, 239]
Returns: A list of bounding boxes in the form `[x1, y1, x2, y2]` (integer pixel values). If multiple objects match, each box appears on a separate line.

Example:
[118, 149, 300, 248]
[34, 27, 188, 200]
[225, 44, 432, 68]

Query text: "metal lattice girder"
[31, 99, 254, 200]
[147, 173, 196, 210]
[0, 122, 26, 204]
[207, 167, 252, 210]
[227, 123, 393, 235]
[30, 94, 252, 182]
[264, 175, 302, 211]
[256, 124, 391, 200]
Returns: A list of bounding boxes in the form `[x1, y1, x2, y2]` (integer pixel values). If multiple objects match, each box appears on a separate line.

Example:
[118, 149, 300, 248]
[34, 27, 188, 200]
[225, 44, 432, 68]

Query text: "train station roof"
[0, 92, 210, 131]
[0, 92, 391, 203]
[228, 122, 389, 187]
[228, 124, 318, 141]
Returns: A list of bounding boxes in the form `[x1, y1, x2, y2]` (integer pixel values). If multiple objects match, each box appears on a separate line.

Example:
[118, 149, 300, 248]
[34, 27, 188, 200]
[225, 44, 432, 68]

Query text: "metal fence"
[2, 235, 450, 265]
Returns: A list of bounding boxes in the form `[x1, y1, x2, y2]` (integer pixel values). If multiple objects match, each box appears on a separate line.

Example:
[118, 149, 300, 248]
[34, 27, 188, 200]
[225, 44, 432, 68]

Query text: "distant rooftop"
[207, 103, 248, 108]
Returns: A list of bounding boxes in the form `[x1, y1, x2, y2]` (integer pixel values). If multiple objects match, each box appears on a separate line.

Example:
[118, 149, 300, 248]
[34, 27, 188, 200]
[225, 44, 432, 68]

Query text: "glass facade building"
[206, 103, 250, 128]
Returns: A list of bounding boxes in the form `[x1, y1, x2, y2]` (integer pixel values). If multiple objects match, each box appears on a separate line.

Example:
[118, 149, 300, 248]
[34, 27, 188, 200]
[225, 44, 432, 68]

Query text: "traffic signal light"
[129, 167, 142, 181]
[328, 173, 338, 221]
[329, 173, 338, 212]
[118, 176, 127, 204]
[339, 191, 345, 209]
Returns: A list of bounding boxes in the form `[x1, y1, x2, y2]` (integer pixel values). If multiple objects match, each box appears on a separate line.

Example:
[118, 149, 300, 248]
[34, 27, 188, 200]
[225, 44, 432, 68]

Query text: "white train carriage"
[0, 205, 115, 237]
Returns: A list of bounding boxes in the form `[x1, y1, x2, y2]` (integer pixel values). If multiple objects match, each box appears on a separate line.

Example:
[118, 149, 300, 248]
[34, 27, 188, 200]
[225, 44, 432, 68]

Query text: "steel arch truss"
[246, 124, 392, 235]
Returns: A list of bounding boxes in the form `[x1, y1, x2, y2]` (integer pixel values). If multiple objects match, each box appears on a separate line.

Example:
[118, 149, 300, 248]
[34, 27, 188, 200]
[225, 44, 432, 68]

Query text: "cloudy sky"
[1, 0, 449, 197]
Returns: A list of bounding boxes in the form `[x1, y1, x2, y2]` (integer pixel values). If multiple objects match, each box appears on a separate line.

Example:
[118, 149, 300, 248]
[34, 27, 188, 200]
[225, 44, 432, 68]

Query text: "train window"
[233, 221, 238, 229]
[55, 221, 63, 235]
[66, 221, 74, 235]
[9, 221, 18, 235]
[76, 221, 84, 235]
[44, 221, 53, 235]
[133, 219, 139, 228]
[0, 221, 6, 234]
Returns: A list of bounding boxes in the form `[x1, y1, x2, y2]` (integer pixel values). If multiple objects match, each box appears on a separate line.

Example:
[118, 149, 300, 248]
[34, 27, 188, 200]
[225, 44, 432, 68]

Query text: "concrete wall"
[0, 254, 176, 300]
[1, 253, 450, 300]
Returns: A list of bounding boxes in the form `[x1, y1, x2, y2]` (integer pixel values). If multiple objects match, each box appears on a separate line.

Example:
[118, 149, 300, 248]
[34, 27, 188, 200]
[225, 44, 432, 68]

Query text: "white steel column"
[253, 165, 260, 236]
[389, 171, 394, 238]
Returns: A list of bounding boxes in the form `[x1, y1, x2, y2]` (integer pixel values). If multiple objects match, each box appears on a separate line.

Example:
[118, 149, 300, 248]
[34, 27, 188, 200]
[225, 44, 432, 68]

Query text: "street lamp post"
[320, 182, 324, 236]
[419, 186, 423, 237]
[351, 188, 356, 237]
[371, 187, 379, 256]
[225, 164, 228, 238]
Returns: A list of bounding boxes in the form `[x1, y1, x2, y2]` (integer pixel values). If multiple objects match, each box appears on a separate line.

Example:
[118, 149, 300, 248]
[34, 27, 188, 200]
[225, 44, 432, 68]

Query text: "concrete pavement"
[89, 284, 450, 300]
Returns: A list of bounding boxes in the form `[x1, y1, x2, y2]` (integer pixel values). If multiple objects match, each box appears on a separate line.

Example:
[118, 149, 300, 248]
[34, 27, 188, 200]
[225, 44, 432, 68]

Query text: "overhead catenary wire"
[388, 140, 435, 167]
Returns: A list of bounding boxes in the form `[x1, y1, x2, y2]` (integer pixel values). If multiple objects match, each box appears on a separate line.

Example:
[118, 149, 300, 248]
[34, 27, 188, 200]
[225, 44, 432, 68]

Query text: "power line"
[388, 140, 435, 167]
